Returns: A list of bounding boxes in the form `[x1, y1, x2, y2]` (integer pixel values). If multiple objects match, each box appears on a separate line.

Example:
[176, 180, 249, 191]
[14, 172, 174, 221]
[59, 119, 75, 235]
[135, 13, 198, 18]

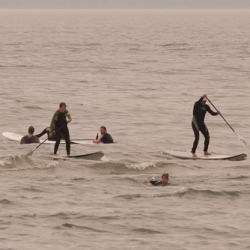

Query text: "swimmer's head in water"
[161, 173, 169, 185]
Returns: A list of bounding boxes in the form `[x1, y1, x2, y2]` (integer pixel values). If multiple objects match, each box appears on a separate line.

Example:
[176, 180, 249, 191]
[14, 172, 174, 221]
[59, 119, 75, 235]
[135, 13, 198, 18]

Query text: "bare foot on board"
[204, 152, 211, 156]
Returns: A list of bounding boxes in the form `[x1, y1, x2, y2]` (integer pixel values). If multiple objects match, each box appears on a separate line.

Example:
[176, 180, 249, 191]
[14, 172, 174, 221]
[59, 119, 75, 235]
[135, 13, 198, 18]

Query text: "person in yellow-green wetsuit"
[49, 102, 72, 157]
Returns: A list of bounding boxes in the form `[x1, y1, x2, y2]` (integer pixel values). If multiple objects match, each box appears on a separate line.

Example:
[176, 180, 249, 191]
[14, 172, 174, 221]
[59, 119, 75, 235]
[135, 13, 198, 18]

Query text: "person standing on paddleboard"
[49, 102, 72, 157]
[191, 94, 220, 158]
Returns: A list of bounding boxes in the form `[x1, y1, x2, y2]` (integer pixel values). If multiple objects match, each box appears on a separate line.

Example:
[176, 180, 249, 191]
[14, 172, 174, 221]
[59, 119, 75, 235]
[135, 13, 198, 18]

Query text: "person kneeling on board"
[191, 94, 220, 158]
[147, 173, 170, 186]
[20, 126, 40, 144]
[93, 126, 114, 144]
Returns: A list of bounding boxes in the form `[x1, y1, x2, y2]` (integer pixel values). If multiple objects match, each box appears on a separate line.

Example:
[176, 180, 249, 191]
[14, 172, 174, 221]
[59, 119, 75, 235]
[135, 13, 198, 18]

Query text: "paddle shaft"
[26, 124, 66, 156]
[206, 97, 247, 147]
[71, 133, 98, 141]
[70, 139, 93, 141]
[206, 97, 237, 135]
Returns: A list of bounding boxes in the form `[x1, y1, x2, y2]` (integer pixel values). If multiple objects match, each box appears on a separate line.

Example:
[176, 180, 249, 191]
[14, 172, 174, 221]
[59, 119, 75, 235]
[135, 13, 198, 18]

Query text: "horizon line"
[0, 8, 250, 10]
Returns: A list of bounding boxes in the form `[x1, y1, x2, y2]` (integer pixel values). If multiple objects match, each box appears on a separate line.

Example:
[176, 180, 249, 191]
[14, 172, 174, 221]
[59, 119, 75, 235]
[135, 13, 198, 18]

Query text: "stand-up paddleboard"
[48, 151, 104, 161]
[162, 149, 247, 161]
[2, 132, 93, 145]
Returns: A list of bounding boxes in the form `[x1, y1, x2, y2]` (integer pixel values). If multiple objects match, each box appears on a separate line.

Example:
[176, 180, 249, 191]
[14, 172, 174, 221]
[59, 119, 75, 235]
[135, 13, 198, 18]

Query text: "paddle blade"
[26, 150, 34, 156]
[238, 134, 247, 147]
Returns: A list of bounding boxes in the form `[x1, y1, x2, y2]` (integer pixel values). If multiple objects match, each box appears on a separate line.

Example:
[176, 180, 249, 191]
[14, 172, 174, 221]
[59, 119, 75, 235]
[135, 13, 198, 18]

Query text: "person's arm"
[193, 96, 204, 113]
[94, 134, 105, 143]
[50, 110, 58, 133]
[148, 180, 161, 186]
[20, 137, 25, 144]
[197, 96, 204, 103]
[65, 110, 72, 123]
[35, 137, 40, 143]
[93, 139, 101, 144]
[206, 105, 219, 116]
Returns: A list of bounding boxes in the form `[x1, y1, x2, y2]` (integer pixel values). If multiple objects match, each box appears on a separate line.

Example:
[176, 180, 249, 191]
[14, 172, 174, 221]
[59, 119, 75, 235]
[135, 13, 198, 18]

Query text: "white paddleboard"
[162, 149, 247, 161]
[2, 132, 93, 144]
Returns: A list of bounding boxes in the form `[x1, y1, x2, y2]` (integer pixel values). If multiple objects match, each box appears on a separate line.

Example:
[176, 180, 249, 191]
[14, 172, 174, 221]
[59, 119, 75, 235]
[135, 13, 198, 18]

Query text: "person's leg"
[35, 128, 47, 138]
[54, 130, 62, 155]
[61, 126, 70, 156]
[200, 125, 210, 154]
[191, 122, 199, 156]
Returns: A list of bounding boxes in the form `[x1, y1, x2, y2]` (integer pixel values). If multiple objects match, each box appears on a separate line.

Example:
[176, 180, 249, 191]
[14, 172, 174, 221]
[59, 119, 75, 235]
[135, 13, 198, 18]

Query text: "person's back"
[20, 135, 40, 144]
[20, 126, 40, 144]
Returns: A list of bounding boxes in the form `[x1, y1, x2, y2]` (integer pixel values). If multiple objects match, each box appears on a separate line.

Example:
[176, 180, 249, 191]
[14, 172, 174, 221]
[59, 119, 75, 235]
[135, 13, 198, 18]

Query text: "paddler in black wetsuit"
[147, 173, 170, 186]
[191, 94, 220, 158]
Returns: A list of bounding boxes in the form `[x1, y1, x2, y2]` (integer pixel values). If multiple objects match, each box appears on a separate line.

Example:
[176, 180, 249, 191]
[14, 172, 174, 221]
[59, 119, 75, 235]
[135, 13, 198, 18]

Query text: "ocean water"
[0, 9, 250, 250]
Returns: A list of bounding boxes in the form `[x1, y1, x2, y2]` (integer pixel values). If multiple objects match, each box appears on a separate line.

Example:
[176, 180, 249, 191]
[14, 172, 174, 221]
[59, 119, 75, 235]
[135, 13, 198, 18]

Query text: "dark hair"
[162, 173, 169, 179]
[28, 126, 35, 134]
[59, 102, 66, 108]
[100, 126, 107, 130]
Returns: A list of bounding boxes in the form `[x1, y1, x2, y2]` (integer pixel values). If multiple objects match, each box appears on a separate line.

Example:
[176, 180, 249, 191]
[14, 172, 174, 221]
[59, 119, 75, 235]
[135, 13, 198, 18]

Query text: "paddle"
[206, 96, 247, 147]
[26, 124, 66, 156]
[70, 139, 93, 141]
[71, 134, 98, 141]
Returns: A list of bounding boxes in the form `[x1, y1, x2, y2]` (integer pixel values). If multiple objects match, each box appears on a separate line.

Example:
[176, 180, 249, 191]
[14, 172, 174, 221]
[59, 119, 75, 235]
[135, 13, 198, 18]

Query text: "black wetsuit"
[100, 133, 114, 143]
[35, 127, 62, 141]
[20, 135, 39, 144]
[191, 97, 218, 153]
[149, 181, 169, 186]
[54, 112, 70, 155]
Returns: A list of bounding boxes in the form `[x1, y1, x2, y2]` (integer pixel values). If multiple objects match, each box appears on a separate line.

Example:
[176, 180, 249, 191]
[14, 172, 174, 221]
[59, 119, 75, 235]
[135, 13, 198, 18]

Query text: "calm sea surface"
[0, 9, 250, 250]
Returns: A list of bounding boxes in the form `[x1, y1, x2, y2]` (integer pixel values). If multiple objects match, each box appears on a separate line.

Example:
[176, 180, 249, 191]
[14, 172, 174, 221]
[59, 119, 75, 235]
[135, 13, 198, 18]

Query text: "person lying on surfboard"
[191, 94, 220, 158]
[93, 126, 114, 144]
[147, 173, 170, 186]
[20, 126, 40, 144]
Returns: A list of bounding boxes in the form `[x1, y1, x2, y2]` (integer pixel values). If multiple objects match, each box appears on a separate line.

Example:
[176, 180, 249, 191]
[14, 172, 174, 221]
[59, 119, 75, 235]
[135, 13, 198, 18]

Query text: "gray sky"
[0, 0, 250, 9]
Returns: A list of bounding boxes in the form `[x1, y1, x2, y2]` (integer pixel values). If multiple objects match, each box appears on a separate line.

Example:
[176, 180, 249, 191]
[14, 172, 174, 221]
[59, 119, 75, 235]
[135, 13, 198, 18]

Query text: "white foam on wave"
[126, 162, 156, 170]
